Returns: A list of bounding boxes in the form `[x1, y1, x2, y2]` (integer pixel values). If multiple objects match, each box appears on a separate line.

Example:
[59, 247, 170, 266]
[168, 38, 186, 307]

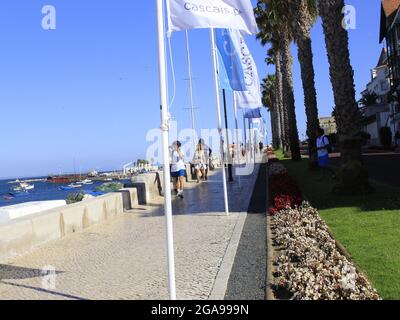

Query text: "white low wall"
[130, 172, 163, 204]
[0, 188, 138, 263]
[0, 200, 67, 224]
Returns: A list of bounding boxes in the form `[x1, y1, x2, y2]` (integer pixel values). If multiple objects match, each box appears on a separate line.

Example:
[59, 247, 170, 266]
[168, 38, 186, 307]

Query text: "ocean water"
[0, 178, 129, 208]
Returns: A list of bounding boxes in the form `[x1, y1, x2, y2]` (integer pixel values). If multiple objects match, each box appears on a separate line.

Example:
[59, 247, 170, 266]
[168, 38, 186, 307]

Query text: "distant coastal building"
[319, 117, 337, 135]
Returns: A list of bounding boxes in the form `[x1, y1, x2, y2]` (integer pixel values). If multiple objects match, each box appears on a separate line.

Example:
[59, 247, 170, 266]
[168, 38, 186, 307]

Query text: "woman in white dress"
[192, 141, 209, 183]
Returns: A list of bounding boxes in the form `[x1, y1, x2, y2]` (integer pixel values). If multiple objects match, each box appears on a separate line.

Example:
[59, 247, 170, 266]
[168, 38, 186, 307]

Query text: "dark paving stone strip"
[224, 164, 267, 300]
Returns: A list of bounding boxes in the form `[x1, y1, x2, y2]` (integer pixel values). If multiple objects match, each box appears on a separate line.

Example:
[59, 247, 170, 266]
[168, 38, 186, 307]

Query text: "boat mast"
[185, 30, 197, 148]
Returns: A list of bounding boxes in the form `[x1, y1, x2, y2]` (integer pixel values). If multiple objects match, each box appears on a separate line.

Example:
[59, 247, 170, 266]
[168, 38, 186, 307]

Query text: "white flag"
[167, 0, 258, 35]
[231, 30, 262, 109]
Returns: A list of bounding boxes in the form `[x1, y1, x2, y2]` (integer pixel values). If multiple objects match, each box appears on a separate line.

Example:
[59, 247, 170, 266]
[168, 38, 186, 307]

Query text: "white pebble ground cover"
[271, 203, 380, 300]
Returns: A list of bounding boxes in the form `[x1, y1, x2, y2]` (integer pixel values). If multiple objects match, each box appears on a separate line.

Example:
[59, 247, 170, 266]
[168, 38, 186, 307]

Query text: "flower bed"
[267, 150, 379, 300]
[271, 203, 380, 300]
[268, 158, 303, 215]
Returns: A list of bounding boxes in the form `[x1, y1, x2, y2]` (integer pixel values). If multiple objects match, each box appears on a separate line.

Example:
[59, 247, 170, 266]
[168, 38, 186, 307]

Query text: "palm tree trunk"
[270, 106, 278, 148]
[274, 97, 282, 149]
[281, 30, 301, 160]
[275, 51, 287, 151]
[317, 0, 373, 194]
[274, 52, 283, 149]
[297, 37, 319, 167]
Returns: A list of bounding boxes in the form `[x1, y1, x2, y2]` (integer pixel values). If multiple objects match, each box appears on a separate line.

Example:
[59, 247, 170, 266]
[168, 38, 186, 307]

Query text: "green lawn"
[275, 150, 400, 300]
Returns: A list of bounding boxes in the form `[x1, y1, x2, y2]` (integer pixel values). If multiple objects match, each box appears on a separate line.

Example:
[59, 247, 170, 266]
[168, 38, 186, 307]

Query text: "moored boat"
[77, 179, 93, 185]
[47, 176, 71, 183]
[11, 182, 34, 192]
[59, 183, 82, 191]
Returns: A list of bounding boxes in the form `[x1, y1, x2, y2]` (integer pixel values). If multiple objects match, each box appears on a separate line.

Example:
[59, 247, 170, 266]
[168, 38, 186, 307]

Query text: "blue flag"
[244, 108, 262, 119]
[215, 29, 247, 91]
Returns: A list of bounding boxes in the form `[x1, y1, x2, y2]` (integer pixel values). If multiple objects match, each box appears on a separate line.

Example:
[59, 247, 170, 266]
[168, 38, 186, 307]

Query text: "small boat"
[61, 183, 83, 190]
[77, 179, 93, 185]
[59, 186, 73, 191]
[12, 182, 34, 192]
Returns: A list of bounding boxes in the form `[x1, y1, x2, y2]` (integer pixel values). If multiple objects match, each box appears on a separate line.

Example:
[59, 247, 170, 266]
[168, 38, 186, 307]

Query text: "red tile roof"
[380, 0, 400, 42]
[382, 0, 400, 17]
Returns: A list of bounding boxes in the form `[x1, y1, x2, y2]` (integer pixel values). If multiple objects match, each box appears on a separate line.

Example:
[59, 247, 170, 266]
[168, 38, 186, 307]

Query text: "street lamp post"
[222, 89, 234, 182]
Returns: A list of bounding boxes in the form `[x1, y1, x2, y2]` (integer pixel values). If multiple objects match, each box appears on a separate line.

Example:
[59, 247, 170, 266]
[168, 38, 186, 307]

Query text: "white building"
[361, 48, 398, 146]
[363, 48, 391, 101]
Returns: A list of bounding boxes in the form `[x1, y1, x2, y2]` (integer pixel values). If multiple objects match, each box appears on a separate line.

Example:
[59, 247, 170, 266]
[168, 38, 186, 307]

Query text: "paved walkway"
[225, 164, 268, 300]
[0, 163, 262, 300]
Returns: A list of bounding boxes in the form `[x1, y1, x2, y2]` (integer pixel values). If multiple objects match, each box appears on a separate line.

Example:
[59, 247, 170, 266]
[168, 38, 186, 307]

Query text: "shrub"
[66, 192, 85, 204]
[95, 182, 123, 193]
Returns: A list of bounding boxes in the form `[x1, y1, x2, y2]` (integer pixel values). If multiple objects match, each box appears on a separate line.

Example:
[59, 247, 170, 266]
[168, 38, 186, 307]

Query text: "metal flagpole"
[156, 0, 176, 300]
[233, 95, 241, 187]
[252, 120, 256, 164]
[222, 89, 233, 182]
[210, 28, 229, 216]
[185, 30, 197, 148]
[243, 111, 248, 163]
[248, 119, 253, 162]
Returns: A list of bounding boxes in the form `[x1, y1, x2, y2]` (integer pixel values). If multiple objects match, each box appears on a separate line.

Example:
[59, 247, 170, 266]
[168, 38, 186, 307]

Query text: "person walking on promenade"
[316, 128, 335, 179]
[192, 140, 209, 183]
[241, 143, 246, 159]
[201, 139, 212, 179]
[231, 142, 237, 163]
[170, 141, 186, 199]
[259, 141, 264, 153]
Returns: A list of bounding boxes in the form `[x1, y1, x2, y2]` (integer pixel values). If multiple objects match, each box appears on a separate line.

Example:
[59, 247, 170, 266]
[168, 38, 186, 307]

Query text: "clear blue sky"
[0, 0, 383, 178]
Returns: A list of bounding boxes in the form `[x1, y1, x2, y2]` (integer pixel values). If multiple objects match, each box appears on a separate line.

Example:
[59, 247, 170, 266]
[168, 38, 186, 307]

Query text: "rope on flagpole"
[167, 35, 176, 110]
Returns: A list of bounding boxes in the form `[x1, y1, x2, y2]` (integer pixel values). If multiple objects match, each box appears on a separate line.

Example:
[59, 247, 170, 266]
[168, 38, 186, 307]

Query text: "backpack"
[323, 135, 333, 153]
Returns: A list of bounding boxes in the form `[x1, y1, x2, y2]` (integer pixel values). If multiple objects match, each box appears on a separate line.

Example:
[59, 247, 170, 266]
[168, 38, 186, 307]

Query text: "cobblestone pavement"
[0, 167, 259, 300]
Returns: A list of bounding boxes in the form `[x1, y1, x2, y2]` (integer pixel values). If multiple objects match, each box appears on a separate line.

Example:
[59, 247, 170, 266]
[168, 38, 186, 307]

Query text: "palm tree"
[261, 75, 280, 147]
[267, 47, 286, 150]
[256, 0, 301, 160]
[255, 6, 286, 150]
[280, 21, 301, 160]
[290, 0, 320, 166]
[359, 92, 379, 107]
[317, 0, 373, 194]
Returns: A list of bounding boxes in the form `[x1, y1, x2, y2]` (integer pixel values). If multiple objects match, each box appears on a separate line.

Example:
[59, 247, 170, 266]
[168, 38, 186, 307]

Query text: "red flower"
[268, 172, 303, 215]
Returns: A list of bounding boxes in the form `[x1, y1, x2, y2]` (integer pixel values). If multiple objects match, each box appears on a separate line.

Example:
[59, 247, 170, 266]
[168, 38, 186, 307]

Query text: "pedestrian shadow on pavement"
[0, 264, 86, 300]
[0, 264, 62, 280]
